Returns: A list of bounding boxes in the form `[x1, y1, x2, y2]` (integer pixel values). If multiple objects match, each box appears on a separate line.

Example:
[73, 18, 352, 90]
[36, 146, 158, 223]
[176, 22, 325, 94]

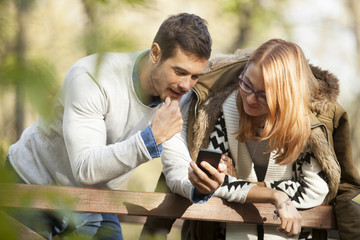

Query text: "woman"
[162, 39, 341, 240]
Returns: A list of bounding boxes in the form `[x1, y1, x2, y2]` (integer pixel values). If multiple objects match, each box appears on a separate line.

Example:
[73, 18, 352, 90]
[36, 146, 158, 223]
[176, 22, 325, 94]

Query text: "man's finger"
[165, 97, 171, 106]
[168, 99, 180, 110]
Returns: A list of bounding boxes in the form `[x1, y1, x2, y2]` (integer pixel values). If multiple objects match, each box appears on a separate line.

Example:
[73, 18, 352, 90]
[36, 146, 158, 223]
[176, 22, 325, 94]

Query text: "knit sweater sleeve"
[62, 71, 153, 186]
[264, 150, 329, 209]
[161, 92, 195, 201]
[214, 175, 255, 203]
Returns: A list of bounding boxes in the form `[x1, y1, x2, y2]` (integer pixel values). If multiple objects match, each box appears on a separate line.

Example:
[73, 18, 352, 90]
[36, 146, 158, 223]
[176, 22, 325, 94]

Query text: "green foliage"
[0, 1, 16, 56]
[80, 0, 142, 54]
[86, 0, 146, 4]
[0, 166, 93, 239]
[81, 24, 138, 55]
[0, 57, 59, 120]
[0, 215, 18, 240]
[219, 0, 288, 49]
[15, 0, 35, 10]
[0, 0, 147, 238]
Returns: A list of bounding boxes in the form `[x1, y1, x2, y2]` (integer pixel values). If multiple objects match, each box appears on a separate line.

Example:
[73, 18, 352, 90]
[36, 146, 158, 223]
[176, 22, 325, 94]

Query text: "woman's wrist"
[276, 198, 292, 209]
[273, 191, 291, 208]
[250, 181, 266, 187]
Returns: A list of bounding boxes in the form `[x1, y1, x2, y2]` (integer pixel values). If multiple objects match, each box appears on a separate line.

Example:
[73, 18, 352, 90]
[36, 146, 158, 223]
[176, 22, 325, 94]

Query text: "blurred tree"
[346, 0, 360, 168]
[0, 0, 36, 140]
[14, 0, 34, 140]
[347, 0, 360, 67]
[220, 0, 288, 51]
[0, 0, 148, 163]
[0, 1, 148, 239]
[80, 0, 146, 55]
[0, 0, 59, 161]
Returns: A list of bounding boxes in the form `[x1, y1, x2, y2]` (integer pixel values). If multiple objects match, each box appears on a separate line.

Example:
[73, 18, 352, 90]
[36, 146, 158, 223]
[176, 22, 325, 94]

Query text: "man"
[4, 13, 212, 239]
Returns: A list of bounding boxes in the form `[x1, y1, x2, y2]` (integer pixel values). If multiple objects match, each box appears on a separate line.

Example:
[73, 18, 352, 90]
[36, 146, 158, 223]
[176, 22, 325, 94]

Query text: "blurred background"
[0, 0, 359, 239]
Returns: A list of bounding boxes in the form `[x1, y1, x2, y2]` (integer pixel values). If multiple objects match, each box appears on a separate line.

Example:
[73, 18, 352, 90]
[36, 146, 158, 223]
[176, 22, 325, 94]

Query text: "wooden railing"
[0, 184, 337, 239]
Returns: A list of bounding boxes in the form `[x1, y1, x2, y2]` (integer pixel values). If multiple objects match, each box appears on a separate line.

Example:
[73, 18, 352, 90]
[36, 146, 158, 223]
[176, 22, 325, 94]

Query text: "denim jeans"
[3, 157, 123, 240]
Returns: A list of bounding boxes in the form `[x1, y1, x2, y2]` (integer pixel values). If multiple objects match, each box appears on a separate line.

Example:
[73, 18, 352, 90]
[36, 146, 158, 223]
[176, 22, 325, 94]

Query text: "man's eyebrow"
[172, 66, 189, 73]
[172, 66, 204, 76]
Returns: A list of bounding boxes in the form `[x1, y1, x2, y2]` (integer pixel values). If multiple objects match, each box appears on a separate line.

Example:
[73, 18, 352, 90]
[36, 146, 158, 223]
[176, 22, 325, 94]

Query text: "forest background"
[0, 0, 360, 239]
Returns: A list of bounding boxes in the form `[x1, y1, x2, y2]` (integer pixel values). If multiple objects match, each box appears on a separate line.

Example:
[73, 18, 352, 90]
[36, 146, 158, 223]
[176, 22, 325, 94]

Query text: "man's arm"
[162, 92, 225, 202]
[62, 73, 152, 186]
[161, 92, 195, 199]
[63, 73, 183, 186]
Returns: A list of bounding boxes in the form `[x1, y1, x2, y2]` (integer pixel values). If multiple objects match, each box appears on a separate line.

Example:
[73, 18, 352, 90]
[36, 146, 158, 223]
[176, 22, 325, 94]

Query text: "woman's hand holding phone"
[195, 149, 223, 176]
[189, 149, 227, 195]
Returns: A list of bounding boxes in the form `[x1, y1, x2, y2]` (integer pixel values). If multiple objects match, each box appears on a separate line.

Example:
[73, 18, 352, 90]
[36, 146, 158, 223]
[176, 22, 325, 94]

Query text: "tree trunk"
[15, 1, 26, 139]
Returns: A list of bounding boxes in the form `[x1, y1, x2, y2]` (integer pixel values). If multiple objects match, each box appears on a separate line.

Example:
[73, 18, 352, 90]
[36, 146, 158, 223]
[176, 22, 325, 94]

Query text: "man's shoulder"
[65, 51, 146, 80]
[72, 51, 142, 69]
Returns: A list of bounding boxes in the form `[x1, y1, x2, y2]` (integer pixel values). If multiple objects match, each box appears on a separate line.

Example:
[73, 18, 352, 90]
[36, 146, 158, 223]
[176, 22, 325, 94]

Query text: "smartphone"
[196, 149, 222, 177]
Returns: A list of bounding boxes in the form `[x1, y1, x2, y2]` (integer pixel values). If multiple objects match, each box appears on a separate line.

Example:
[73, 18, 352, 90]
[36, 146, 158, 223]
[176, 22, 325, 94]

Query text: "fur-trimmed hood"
[188, 49, 343, 203]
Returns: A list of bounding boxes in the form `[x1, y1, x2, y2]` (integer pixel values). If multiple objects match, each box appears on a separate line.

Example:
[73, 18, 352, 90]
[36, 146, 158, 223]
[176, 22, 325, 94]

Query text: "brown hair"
[153, 13, 212, 61]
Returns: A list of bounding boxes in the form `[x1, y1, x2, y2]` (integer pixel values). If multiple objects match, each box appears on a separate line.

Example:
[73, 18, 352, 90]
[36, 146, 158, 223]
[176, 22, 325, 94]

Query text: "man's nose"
[179, 76, 192, 92]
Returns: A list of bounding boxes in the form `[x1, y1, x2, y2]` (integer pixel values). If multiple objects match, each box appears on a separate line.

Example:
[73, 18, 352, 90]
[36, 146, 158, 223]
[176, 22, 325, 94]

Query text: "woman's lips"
[246, 101, 259, 109]
[244, 101, 261, 112]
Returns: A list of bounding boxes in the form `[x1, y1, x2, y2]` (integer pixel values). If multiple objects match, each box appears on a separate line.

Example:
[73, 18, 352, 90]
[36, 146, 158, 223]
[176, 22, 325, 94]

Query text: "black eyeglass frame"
[238, 65, 267, 106]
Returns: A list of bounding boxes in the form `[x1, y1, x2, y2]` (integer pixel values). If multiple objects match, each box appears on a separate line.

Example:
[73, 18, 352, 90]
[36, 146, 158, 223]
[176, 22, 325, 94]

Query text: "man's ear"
[150, 43, 161, 64]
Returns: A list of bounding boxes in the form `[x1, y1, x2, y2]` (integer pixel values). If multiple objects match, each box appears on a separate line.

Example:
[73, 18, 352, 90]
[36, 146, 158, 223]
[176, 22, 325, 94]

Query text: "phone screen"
[196, 149, 222, 176]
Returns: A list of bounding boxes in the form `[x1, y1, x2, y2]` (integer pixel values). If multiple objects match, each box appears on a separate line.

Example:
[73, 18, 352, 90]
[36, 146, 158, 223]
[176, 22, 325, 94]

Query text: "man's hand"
[151, 97, 183, 145]
[188, 159, 226, 195]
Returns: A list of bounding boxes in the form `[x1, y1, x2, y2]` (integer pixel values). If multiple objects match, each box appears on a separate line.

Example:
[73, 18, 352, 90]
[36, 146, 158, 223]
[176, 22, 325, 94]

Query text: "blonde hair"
[236, 39, 318, 165]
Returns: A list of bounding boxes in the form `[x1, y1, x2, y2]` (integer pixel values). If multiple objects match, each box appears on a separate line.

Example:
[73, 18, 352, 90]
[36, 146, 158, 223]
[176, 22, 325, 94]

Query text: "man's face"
[150, 47, 208, 101]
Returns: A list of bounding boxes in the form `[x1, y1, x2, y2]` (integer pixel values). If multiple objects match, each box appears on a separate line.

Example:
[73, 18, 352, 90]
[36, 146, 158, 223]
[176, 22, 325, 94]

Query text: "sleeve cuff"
[140, 125, 163, 158]
[191, 186, 213, 203]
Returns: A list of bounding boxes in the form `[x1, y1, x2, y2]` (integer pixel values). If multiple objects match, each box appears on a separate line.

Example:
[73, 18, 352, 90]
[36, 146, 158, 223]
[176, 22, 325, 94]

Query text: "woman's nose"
[247, 93, 258, 104]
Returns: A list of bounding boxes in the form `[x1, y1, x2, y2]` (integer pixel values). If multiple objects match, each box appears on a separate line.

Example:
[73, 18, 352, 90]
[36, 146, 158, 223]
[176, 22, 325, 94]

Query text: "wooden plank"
[0, 184, 336, 229]
[117, 215, 184, 227]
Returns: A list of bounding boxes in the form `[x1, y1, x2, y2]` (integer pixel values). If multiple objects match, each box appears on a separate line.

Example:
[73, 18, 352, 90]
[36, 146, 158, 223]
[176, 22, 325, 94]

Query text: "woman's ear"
[150, 43, 161, 64]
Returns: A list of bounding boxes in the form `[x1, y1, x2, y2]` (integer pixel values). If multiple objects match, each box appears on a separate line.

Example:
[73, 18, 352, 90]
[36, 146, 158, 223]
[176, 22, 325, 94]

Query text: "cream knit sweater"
[9, 51, 161, 189]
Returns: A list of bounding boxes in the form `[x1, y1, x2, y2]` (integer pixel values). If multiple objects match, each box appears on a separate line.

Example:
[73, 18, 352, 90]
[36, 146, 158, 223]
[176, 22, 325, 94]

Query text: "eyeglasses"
[238, 66, 267, 105]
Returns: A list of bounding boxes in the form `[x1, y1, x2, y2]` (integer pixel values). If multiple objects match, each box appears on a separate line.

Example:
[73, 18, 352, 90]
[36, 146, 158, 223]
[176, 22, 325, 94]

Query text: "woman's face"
[239, 62, 270, 117]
